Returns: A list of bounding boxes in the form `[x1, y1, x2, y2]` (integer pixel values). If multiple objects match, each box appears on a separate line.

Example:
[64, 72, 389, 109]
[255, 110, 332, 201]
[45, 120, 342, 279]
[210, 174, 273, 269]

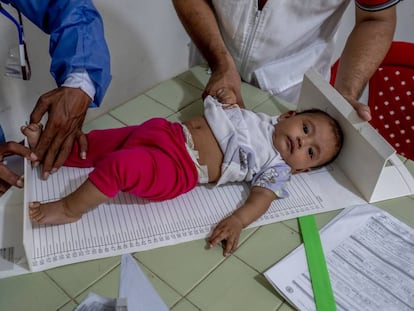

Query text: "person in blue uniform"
[0, 0, 111, 193]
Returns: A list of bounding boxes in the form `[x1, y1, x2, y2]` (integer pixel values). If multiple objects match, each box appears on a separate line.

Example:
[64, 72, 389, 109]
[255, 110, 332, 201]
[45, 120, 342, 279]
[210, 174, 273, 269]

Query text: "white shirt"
[192, 0, 353, 103]
[62, 70, 96, 100]
[204, 96, 291, 198]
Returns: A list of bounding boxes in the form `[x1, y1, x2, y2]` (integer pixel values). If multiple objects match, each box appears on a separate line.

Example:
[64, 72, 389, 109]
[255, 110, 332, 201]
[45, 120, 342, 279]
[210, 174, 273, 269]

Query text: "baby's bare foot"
[21, 123, 43, 150]
[29, 201, 83, 225]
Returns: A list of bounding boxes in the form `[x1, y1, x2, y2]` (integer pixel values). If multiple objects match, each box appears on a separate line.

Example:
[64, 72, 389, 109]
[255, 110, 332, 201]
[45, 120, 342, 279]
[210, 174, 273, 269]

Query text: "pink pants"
[65, 118, 198, 200]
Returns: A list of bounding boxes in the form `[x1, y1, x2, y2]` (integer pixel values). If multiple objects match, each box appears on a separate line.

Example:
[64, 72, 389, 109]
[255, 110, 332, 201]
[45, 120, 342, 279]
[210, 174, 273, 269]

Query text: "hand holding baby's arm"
[216, 88, 238, 106]
[209, 186, 276, 256]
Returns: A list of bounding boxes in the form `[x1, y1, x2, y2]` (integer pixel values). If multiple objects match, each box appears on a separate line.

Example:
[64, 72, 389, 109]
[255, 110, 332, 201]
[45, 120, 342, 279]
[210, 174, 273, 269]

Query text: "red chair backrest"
[331, 41, 414, 160]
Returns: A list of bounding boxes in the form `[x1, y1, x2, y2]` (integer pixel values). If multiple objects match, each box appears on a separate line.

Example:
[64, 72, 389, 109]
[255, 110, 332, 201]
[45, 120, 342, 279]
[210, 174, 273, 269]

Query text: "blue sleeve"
[3, 0, 111, 107]
[251, 163, 291, 199]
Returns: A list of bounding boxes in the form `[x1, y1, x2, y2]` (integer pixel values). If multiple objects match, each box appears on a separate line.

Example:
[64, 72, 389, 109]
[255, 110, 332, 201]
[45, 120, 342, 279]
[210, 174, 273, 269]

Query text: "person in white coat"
[173, 0, 398, 121]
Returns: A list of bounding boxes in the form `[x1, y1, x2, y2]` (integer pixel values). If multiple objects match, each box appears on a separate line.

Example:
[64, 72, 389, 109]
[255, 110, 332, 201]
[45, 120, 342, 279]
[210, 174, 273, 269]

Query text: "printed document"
[264, 204, 414, 311]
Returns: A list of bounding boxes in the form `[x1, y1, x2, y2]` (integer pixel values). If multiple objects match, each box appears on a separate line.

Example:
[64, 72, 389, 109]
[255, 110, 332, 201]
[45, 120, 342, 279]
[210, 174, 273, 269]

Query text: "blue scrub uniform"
[1, 0, 111, 107]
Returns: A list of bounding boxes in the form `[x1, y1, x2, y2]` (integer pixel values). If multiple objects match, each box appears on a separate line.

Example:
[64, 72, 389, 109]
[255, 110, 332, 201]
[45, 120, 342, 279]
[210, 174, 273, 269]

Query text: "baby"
[22, 90, 343, 256]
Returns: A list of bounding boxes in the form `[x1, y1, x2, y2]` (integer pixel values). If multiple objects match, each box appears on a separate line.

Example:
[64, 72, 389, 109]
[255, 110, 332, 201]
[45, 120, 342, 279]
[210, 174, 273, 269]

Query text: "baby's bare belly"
[183, 116, 223, 182]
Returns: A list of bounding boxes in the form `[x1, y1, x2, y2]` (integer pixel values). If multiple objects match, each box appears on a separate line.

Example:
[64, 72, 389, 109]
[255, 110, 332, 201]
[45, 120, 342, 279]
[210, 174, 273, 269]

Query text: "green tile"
[82, 114, 125, 132]
[314, 210, 343, 228]
[109, 95, 175, 125]
[277, 302, 297, 311]
[374, 196, 414, 227]
[235, 223, 301, 273]
[405, 158, 414, 176]
[262, 95, 296, 113]
[57, 300, 78, 311]
[167, 99, 204, 122]
[0, 272, 71, 310]
[253, 99, 284, 116]
[397, 154, 407, 163]
[136, 261, 183, 308]
[176, 65, 210, 90]
[145, 78, 202, 112]
[134, 239, 226, 295]
[281, 210, 342, 233]
[133, 228, 256, 296]
[187, 256, 283, 311]
[74, 259, 181, 308]
[280, 217, 300, 232]
[240, 83, 271, 109]
[171, 298, 201, 311]
[45, 256, 121, 298]
[73, 265, 119, 304]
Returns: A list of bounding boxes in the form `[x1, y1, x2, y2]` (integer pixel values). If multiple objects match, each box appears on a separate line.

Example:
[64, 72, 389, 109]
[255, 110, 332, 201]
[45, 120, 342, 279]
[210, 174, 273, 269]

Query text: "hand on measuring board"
[209, 214, 244, 256]
[208, 186, 276, 256]
[0, 141, 37, 194]
[29, 87, 90, 180]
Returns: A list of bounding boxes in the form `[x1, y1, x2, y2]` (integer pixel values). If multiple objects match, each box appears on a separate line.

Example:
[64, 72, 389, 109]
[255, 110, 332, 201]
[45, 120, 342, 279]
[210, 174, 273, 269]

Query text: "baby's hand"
[216, 88, 238, 107]
[209, 214, 243, 256]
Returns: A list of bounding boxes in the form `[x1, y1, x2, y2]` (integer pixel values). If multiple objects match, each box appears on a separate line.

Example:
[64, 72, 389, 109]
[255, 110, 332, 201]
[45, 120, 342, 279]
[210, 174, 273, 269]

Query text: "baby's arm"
[209, 186, 276, 256]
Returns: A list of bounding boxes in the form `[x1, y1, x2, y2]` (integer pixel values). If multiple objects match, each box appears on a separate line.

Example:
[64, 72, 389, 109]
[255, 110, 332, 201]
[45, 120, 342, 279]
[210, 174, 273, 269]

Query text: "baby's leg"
[21, 123, 42, 149]
[88, 146, 198, 200]
[29, 179, 109, 225]
[64, 125, 142, 168]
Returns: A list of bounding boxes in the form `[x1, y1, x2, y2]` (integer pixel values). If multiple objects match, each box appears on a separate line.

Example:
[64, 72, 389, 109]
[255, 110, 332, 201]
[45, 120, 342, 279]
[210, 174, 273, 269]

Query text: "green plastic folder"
[298, 215, 336, 311]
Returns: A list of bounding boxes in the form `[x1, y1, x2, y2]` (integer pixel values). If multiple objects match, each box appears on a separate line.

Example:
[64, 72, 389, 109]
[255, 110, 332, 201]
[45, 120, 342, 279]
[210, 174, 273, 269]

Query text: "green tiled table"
[0, 65, 413, 311]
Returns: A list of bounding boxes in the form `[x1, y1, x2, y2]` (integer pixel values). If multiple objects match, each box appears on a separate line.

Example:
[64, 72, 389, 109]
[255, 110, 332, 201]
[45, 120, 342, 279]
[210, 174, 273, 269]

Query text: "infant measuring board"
[0, 69, 412, 277]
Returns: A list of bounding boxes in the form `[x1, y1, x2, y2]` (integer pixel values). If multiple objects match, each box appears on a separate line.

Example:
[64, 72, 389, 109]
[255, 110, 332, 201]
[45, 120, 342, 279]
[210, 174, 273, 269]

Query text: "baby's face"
[272, 111, 338, 172]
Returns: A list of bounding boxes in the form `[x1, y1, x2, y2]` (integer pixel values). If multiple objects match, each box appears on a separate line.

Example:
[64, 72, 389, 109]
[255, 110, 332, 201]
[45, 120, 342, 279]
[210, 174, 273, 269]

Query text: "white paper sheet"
[264, 204, 414, 311]
[119, 254, 169, 311]
[74, 254, 168, 311]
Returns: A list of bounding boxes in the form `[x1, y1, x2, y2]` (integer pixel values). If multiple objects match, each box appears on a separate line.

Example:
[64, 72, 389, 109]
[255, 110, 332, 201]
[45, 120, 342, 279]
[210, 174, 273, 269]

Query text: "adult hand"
[343, 95, 372, 121]
[172, 0, 243, 106]
[208, 214, 243, 256]
[203, 66, 245, 108]
[0, 142, 37, 193]
[30, 87, 91, 179]
[216, 88, 238, 106]
[334, 6, 396, 123]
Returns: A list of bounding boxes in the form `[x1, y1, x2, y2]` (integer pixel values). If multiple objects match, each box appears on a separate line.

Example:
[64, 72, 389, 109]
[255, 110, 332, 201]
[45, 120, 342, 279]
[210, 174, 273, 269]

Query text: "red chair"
[331, 41, 414, 160]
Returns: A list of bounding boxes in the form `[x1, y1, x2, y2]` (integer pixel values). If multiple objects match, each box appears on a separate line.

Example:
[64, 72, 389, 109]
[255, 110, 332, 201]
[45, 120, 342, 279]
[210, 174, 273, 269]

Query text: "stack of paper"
[264, 204, 414, 311]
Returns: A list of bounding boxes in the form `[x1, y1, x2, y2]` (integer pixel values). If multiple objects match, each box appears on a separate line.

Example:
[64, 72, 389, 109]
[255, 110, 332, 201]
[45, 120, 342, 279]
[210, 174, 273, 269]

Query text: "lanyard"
[0, 4, 31, 80]
[298, 215, 336, 311]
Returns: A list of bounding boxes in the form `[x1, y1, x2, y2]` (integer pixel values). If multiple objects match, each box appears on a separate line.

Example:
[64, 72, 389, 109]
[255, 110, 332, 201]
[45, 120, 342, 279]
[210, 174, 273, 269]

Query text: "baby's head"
[272, 109, 343, 173]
